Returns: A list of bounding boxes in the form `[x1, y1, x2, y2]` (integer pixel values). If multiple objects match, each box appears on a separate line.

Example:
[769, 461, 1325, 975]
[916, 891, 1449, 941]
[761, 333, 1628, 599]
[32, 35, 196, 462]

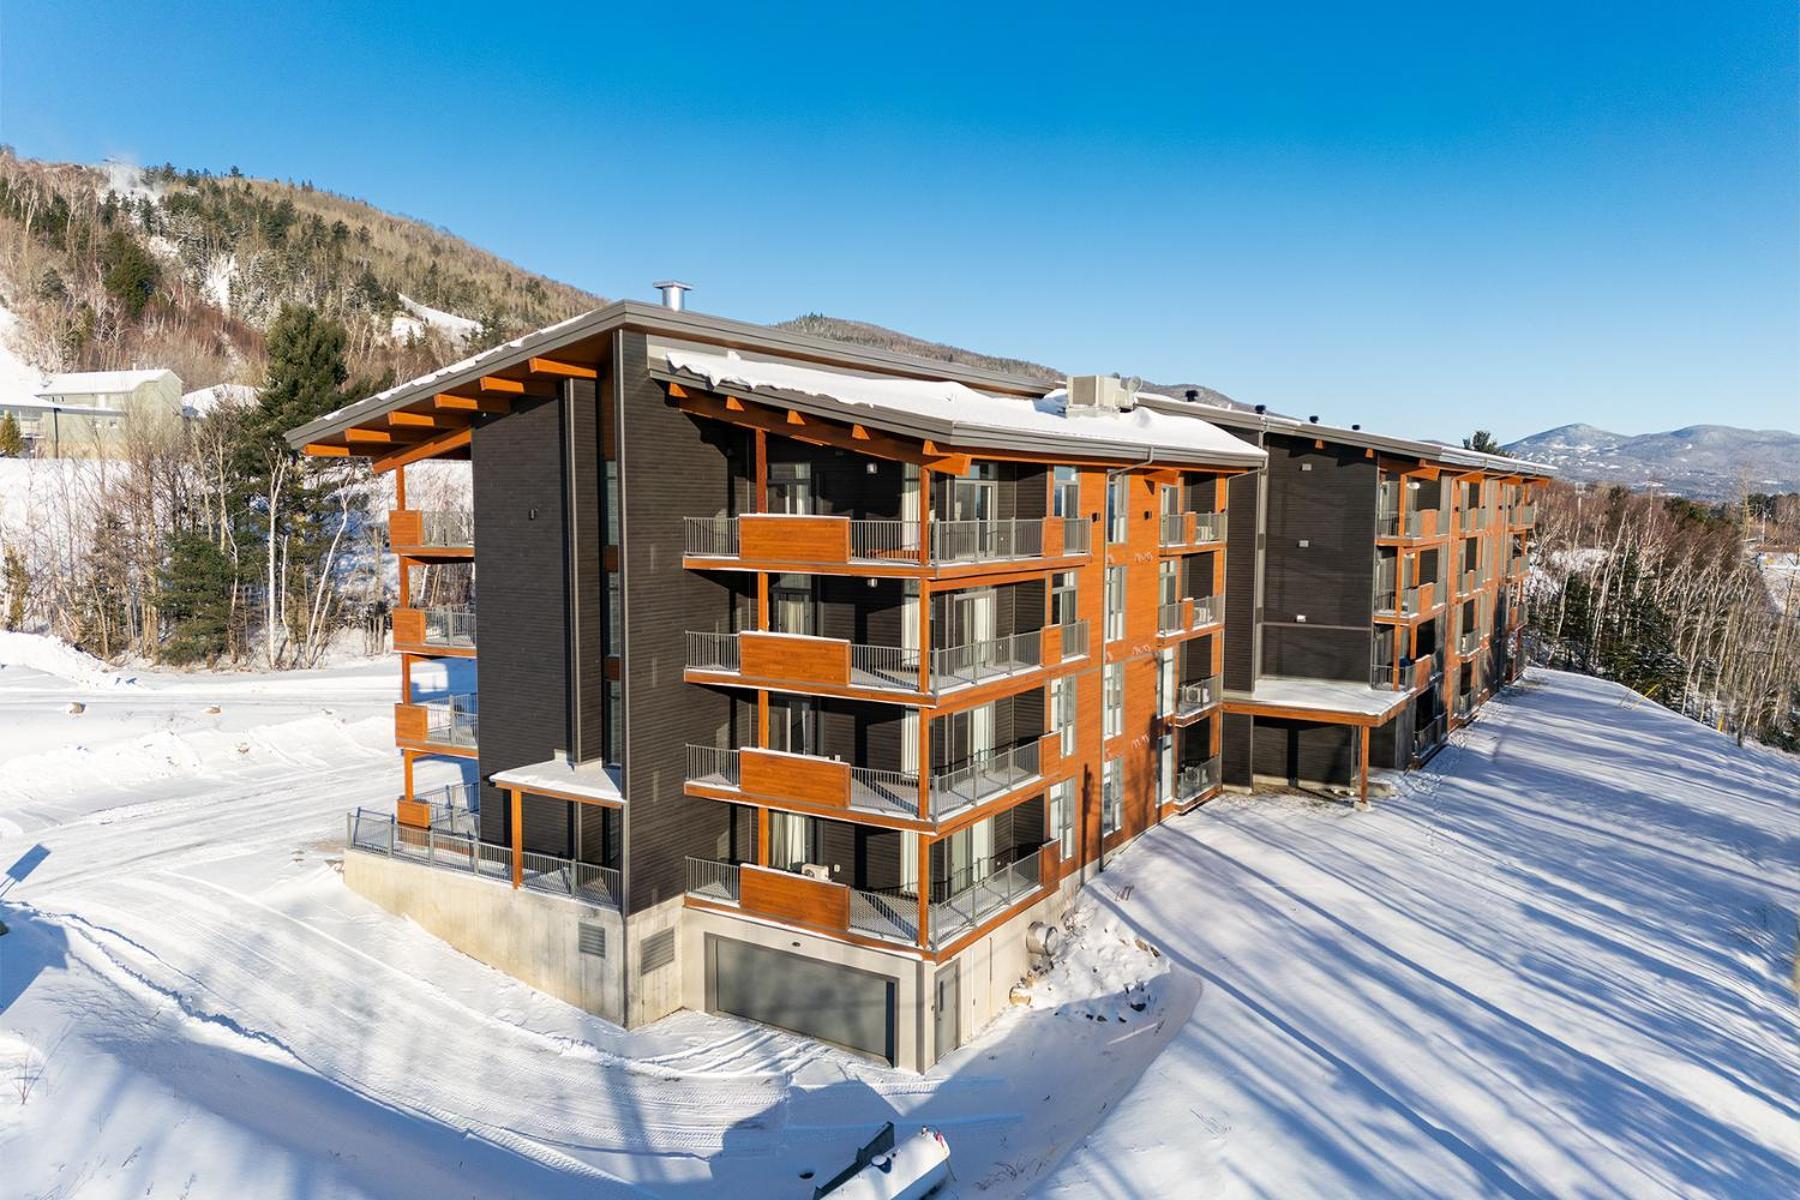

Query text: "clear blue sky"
[3, 2, 1795, 440]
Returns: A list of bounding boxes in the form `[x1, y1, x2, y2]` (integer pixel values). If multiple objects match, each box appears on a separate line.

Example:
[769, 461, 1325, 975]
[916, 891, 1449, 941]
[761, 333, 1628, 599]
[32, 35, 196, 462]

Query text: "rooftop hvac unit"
[1066, 374, 1135, 414]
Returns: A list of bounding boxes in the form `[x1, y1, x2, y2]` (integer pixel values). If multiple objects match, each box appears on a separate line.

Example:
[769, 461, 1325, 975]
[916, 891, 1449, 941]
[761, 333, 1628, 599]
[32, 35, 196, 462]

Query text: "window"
[603, 572, 620, 656]
[1102, 758, 1123, 835]
[1049, 779, 1076, 858]
[769, 573, 816, 636]
[768, 461, 814, 514]
[605, 678, 623, 765]
[1107, 476, 1128, 543]
[1105, 566, 1125, 643]
[1051, 571, 1078, 626]
[1053, 466, 1079, 518]
[768, 696, 818, 755]
[1159, 558, 1179, 607]
[604, 460, 620, 546]
[1052, 676, 1077, 756]
[1157, 649, 1175, 715]
[1104, 663, 1124, 738]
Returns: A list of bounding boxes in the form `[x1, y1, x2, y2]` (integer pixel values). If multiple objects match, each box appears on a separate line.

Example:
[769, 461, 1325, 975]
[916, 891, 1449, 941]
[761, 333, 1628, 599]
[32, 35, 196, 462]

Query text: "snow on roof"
[665, 350, 1267, 467]
[181, 382, 259, 417]
[490, 755, 625, 805]
[0, 394, 126, 415]
[1231, 675, 1412, 719]
[37, 368, 178, 397]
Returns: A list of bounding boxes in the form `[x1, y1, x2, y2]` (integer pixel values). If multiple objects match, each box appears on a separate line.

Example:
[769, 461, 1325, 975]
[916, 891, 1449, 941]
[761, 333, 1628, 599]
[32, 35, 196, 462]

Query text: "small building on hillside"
[1, 368, 185, 457]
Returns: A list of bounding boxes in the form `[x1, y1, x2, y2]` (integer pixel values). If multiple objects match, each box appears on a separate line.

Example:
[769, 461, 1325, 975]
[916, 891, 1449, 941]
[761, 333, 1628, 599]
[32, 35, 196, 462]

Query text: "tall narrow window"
[603, 572, 620, 656]
[1053, 466, 1079, 518]
[1102, 757, 1123, 835]
[1052, 676, 1077, 757]
[1107, 476, 1128, 543]
[769, 574, 817, 636]
[605, 678, 623, 765]
[1049, 778, 1076, 859]
[1051, 571, 1078, 626]
[1105, 566, 1125, 643]
[604, 460, 620, 546]
[1104, 663, 1124, 738]
[768, 461, 814, 514]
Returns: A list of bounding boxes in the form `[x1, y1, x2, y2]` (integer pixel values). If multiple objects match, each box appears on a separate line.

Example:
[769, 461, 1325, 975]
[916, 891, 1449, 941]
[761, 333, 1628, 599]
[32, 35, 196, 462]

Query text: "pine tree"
[0, 412, 22, 457]
[99, 229, 161, 319]
[158, 531, 235, 664]
[1463, 430, 1501, 453]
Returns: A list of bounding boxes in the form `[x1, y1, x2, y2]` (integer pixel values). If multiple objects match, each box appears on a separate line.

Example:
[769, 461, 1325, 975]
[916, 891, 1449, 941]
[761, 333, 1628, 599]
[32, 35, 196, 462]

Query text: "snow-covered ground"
[1, 648, 1794, 1197]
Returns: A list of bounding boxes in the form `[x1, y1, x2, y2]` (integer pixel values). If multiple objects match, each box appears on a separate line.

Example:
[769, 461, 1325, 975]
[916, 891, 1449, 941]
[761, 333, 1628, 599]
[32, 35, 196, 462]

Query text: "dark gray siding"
[1262, 623, 1370, 682]
[1251, 717, 1356, 785]
[1223, 452, 1262, 691]
[566, 376, 606, 762]
[1259, 433, 1376, 684]
[473, 395, 572, 851]
[618, 330, 736, 913]
[1222, 711, 1254, 787]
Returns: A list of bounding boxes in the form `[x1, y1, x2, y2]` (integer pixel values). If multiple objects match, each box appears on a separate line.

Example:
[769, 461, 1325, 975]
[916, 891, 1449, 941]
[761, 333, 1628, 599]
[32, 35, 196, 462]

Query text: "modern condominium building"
[289, 296, 1267, 1070]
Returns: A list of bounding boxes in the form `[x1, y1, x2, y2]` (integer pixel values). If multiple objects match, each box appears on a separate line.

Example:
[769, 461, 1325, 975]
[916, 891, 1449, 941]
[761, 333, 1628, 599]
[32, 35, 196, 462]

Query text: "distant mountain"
[1504, 423, 1800, 501]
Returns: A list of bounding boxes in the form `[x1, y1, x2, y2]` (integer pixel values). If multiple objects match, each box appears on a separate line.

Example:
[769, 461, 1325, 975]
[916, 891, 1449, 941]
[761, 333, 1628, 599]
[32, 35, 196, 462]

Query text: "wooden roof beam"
[478, 375, 557, 398]
[526, 356, 598, 379]
[303, 442, 352, 458]
[372, 427, 473, 474]
[434, 392, 511, 415]
[388, 409, 469, 430]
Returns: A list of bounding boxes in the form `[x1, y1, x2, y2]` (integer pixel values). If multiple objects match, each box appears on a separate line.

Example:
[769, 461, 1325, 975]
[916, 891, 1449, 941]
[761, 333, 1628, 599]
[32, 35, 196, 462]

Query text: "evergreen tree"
[158, 531, 236, 664]
[0, 412, 22, 457]
[99, 229, 160, 319]
[3, 547, 27, 631]
[1463, 430, 1501, 453]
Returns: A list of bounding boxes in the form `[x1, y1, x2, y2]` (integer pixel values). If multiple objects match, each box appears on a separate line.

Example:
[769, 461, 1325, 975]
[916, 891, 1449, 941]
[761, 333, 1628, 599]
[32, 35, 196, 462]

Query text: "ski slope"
[1, 645, 1794, 1197]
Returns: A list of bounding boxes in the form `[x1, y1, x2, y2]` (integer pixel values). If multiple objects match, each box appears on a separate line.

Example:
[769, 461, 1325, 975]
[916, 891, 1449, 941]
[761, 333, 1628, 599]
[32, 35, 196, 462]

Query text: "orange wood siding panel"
[392, 607, 425, 647]
[738, 514, 852, 564]
[739, 865, 850, 931]
[739, 632, 850, 686]
[393, 702, 427, 742]
[740, 748, 851, 808]
[395, 799, 431, 828]
[388, 509, 422, 548]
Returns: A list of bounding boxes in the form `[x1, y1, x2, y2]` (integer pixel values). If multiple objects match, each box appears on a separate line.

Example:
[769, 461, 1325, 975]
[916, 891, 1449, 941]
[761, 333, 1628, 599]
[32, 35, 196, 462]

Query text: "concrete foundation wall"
[625, 892, 686, 1027]
[344, 850, 625, 1024]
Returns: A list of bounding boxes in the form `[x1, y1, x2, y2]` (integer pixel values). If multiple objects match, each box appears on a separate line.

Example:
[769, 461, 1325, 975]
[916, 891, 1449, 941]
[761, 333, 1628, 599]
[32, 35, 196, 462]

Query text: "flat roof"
[490, 756, 624, 806]
[659, 348, 1268, 469]
[1225, 675, 1413, 724]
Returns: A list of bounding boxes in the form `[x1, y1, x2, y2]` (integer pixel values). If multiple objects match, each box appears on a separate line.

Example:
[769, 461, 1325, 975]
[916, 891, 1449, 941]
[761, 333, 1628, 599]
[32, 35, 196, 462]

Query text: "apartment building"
[289, 295, 1265, 1070]
[1126, 396, 1549, 803]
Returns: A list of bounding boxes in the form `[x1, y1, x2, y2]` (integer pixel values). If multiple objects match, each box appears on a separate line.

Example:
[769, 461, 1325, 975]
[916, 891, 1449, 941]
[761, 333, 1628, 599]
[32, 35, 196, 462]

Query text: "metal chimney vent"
[653, 280, 692, 311]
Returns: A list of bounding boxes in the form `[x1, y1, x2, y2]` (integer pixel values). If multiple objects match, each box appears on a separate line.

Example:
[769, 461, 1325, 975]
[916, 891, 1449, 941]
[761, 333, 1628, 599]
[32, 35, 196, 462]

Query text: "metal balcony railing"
[398, 781, 480, 833]
[1192, 594, 1222, 627]
[1175, 756, 1221, 801]
[422, 606, 476, 647]
[347, 808, 618, 908]
[685, 856, 743, 904]
[1515, 504, 1537, 528]
[685, 516, 739, 557]
[684, 744, 920, 817]
[1462, 508, 1488, 533]
[1176, 675, 1223, 716]
[929, 629, 1043, 690]
[1061, 516, 1092, 555]
[418, 510, 475, 547]
[1159, 510, 1227, 548]
[850, 519, 920, 561]
[1455, 693, 1473, 719]
[1157, 600, 1185, 633]
[1370, 657, 1415, 690]
[1459, 569, 1478, 595]
[848, 888, 919, 943]
[931, 519, 1042, 563]
[1414, 712, 1446, 755]
[687, 629, 1044, 695]
[683, 515, 1091, 566]
[928, 740, 1042, 819]
[1379, 507, 1423, 538]
[928, 846, 1048, 949]
[1459, 628, 1482, 656]
[1377, 586, 1421, 616]
[1057, 619, 1090, 661]
[423, 694, 478, 748]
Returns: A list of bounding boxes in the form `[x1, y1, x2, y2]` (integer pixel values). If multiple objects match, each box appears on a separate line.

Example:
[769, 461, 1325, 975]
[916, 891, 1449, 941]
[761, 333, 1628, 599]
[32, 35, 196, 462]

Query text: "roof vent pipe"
[1309, 415, 1320, 424]
[653, 280, 692, 311]
[1254, 404, 1266, 414]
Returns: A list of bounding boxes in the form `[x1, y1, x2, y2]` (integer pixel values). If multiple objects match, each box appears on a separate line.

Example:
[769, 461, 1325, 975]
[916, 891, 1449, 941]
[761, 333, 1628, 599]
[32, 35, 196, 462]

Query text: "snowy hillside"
[0, 656, 1793, 1197]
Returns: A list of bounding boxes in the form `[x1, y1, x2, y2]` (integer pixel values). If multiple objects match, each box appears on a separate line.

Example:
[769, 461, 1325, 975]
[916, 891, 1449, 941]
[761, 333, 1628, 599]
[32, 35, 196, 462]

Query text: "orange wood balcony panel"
[738, 864, 850, 933]
[739, 747, 852, 808]
[738, 514, 853, 565]
[739, 631, 851, 687]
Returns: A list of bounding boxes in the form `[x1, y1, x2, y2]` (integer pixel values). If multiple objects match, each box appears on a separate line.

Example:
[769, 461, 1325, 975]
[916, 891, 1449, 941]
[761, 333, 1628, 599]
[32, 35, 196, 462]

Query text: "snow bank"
[0, 297, 48, 406]
[0, 631, 135, 687]
[394, 294, 481, 345]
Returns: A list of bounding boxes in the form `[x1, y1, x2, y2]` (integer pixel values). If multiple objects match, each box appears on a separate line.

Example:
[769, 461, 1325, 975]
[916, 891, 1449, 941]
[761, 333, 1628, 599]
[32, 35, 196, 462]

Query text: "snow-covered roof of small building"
[0, 394, 125, 415]
[490, 755, 625, 805]
[37, 368, 179, 398]
[1227, 675, 1413, 721]
[662, 349, 1268, 469]
[181, 383, 258, 417]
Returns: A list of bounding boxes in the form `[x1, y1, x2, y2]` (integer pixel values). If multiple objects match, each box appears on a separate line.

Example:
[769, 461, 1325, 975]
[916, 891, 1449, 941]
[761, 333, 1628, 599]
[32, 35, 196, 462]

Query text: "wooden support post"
[917, 579, 931, 696]
[395, 462, 407, 510]
[403, 749, 414, 803]
[756, 807, 770, 866]
[510, 789, 525, 887]
[399, 652, 412, 702]
[753, 428, 768, 513]
[1357, 726, 1371, 812]
[917, 707, 932, 818]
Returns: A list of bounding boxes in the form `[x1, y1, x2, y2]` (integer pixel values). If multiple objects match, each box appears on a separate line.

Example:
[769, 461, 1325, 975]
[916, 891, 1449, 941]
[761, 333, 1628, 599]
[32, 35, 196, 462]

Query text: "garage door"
[706, 935, 897, 1065]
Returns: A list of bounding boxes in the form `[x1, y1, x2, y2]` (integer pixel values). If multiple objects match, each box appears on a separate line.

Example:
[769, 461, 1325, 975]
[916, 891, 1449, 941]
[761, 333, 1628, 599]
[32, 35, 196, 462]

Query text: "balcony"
[395, 693, 478, 754]
[686, 738, 1044, 824]
[1458, 628, 1482, 656]
[1157, 594, 1223, 635]
[684, 857, 921, 946]
[1171, 675, 1223, 722]
[1159, 510, 1227, 550]
[1454, 693, 1473, 720]
[1413, 712, 1447, 757]
[1514, 504, 1537, 529]
[1173, 756, 1221, 803]
[390, 509, 474, 557]
[1370, 656, 1413, 690]
[683, 515, 1089, 571]
[394, 781, 478, 830]
[927, 845, 1051, 948]
[348, 808, 619, 908]
[392, 605, 476, 655]
[1375, 585, 1421, 617]
[1461, 508, 1488, 534]
[1458, 568, 1478, 596]
[686, 626, 1056, 699]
